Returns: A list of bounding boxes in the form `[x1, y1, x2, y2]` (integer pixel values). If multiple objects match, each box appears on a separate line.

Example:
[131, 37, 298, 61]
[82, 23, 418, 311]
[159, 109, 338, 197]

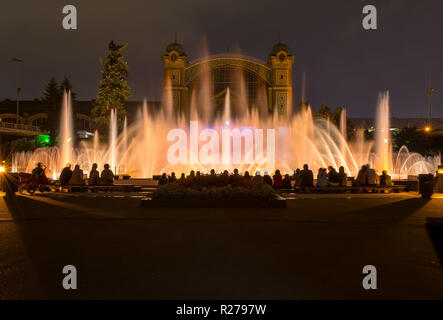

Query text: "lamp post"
[428, 86, 435, 129]
[12, 57, 23, 123]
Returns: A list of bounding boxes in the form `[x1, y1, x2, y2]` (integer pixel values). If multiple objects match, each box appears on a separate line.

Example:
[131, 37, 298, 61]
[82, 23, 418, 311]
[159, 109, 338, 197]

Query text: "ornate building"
[162, 40, 294, 115]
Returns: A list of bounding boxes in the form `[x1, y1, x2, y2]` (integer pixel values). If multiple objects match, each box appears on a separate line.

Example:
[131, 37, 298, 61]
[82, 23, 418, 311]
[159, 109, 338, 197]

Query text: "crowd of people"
[58, 163, 115, 186]
[31, 161, 394, 190]
[155, 163, 394, 190]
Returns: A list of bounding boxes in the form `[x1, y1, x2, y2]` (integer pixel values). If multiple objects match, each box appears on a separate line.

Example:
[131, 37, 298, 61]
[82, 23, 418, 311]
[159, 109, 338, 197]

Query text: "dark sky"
[1, 0, 443, 117]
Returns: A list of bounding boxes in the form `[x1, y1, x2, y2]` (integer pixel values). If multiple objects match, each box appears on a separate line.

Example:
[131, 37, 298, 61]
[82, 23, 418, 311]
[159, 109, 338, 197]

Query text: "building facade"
[162, 41, 294, 114]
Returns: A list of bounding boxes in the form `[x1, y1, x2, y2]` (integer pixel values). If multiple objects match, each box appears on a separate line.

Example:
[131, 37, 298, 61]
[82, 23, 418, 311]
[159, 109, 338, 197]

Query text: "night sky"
[1, 0, 443, 117]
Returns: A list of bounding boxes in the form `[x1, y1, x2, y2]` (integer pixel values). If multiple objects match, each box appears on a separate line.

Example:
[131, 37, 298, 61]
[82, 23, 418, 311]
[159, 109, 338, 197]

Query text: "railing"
[0, 121, 42, 132]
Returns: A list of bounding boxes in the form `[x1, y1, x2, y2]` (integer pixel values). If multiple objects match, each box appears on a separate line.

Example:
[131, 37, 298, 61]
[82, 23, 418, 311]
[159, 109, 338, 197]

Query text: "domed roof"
[166, 41, 187, 56]
[270, 42, 290, 56]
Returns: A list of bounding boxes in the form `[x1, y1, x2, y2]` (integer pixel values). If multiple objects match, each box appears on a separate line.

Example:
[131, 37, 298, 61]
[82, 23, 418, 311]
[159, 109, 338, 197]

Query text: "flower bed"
[142, 180, 286, 208]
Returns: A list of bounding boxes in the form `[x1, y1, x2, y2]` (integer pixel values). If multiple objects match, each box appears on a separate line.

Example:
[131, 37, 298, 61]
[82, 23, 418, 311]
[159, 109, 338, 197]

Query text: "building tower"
[267, 41, 294, 115]
[162, 39, 189, 113]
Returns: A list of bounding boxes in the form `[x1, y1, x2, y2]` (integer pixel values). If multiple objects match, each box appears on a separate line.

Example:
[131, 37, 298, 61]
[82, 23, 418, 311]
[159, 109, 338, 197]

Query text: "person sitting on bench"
[69, 165, 85, 186]
[100, 164, 115, 185]
[327, 166, 340, 186]
[353, 165, 368, 186]
[59, 163, 72, 186]
[317, 168, 328, 187]
[89, 163, 100, 186]
[379, 170, 393, 187]
[282, 174, 292, 189]
[367, 166, 379, 186]
[338, 166, 347, 187]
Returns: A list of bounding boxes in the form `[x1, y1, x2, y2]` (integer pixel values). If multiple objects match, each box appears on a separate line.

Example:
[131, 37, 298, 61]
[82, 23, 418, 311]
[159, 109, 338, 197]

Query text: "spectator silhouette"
[32, 162, 45, 178]
[69, 165, 84, 185]
[367, 166, 379, 186]
[272, 169, 284, 189]
[263, 172, 273, 186]
[353, 165, 369, 186]
[283, 174, 292, 189]
[293, 169, 301, 188]
[327, 166, 340, 186]
[300, 164, 314, 188]
[168, 172, 177, 183]
[379, 170, 393, 186]
[89, 163, 100, 185]
[317, 168, 328, 187]
[59, 163, 72, 186]
[252, 171, 264, 186]
[100, 164, 115, 185]
[158, 173, 168, 185]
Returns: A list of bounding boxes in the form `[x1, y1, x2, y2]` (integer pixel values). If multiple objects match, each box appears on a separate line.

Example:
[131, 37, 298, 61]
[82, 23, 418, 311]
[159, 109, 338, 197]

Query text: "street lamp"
[12, 57, 23, 123]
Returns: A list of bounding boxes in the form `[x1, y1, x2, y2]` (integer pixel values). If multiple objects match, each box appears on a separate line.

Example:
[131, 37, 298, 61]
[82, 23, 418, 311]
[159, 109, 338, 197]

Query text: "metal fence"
[0, 121, 42, 132]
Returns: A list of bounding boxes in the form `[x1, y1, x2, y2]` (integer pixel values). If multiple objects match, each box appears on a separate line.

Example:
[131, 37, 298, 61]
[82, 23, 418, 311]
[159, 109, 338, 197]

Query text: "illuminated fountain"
[11, 85, 440, 180]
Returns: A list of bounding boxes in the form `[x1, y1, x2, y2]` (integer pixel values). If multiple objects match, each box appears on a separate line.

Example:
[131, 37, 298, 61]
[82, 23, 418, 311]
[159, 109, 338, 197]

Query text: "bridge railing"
[0, 121, 43, 132]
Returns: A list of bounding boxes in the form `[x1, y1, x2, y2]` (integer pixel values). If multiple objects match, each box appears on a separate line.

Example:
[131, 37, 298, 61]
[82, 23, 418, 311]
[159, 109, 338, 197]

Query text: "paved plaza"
[0, 192, 442, 299]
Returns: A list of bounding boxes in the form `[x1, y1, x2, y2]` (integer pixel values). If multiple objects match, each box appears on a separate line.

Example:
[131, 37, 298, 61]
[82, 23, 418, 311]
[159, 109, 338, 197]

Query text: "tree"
[393, 127, 426, 153]
[92, 40, 131, 134]
[332, 106, 344, 125]
[41, 77, 61, 145]
[315, 104, 332, 120]
[59, 76, 77, 101]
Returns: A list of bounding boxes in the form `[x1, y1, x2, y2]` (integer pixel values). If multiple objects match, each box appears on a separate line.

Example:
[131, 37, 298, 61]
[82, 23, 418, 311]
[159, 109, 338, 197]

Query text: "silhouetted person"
[252, 171, 264, 186]
[272, 169, 284, 189]
[196, 171, 201, 177]
[89, 163, 100, 185]
[283, 174, 292, 189]
[179, 173, 186, 182]
[293, 169, 301, 188]
[69, 164, 84, 185]
[168, 172, 177, 183]
[210, 169, 216, 176]
[338, 166, 347, 187]
[187, 170, 196, 181]
[263, 172, 273, 186]
[59, 163, 72, 186]
[317, 168, 328, 187]
[353, 165, 368, 186]
[219, 170, 230, 186]
[300, 164, 314, 188]
[244, 171, 251, 181]
[100, 163, 114, 185]
[32, 162, 45, 178]
[327, 166, 340, 186]
[379, 170, 393, 187]
[158, 173, 168, 185]
[367, 166, 379, 186]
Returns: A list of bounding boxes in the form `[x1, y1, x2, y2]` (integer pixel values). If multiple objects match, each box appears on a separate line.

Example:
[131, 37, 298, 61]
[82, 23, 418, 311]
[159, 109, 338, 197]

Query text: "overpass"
[0, 121, 47, 136]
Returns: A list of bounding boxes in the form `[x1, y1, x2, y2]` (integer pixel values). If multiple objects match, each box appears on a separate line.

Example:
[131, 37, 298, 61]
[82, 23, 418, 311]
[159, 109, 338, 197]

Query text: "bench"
[49, 184, 143, 193]
[280, 185, 406, 194]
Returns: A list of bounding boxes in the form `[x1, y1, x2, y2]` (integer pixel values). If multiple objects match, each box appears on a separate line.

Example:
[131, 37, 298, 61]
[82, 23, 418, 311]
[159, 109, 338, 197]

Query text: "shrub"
[152, 183, 278, 201]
